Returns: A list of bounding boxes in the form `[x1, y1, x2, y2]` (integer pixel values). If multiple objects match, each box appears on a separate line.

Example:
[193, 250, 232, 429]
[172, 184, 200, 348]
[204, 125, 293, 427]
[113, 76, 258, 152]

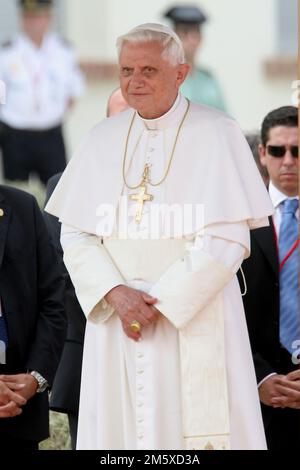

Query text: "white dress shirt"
[269, 181, 299, 235]
[0, 32, 85, 130]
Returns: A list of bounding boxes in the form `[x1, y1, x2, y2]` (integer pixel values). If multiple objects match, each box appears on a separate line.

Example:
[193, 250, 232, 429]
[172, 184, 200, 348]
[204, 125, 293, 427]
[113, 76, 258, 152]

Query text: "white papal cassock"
[46, 95, 274, 450]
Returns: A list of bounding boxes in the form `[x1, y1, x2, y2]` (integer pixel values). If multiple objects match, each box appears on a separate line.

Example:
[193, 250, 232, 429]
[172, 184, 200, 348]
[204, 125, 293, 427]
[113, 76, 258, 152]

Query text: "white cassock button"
[138, 434, 144, 439]
[137, 385, 144, 391]
[137, 417, 144, 423]
[137, 369, 144, 375]
[137, 402, 143, 407]
[137, 352, 144, 359]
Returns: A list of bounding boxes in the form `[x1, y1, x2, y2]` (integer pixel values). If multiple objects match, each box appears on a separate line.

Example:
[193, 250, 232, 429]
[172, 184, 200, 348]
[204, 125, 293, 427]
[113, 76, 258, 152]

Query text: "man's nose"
[130, 71, 145, 87]
[282, 149, 297, 166]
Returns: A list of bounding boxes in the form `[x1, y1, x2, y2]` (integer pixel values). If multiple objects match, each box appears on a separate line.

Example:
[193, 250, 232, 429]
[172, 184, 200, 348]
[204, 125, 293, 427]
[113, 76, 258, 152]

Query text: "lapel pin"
[0, 209, 4, 217]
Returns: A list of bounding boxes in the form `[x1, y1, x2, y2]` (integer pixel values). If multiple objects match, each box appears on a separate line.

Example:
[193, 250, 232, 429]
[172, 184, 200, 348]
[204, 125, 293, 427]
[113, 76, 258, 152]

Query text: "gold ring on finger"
[130, 320, 141, 333]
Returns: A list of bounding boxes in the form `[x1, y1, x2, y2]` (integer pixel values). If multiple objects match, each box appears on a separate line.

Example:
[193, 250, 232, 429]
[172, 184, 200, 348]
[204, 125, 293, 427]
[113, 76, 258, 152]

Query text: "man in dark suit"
[239, 106, 300, 449]
[0, 185, 66, 449]
[44, 173, 86, 450]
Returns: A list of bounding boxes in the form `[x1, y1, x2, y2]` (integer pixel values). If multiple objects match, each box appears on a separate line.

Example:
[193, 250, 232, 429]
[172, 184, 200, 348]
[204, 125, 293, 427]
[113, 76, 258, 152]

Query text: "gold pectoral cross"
[129, 164, 153, 224]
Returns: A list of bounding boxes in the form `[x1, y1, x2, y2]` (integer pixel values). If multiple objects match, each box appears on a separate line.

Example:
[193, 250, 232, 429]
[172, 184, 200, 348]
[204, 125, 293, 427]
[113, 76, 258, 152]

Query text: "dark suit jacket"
[238, 217, 300, 449]
[44, 174, 86, 415]
[0, 186, 66, 442]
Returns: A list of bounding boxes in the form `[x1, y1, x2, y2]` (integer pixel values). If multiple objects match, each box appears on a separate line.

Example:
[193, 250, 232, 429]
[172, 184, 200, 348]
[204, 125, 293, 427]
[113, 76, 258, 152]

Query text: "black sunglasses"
[266, 145, 298, 158]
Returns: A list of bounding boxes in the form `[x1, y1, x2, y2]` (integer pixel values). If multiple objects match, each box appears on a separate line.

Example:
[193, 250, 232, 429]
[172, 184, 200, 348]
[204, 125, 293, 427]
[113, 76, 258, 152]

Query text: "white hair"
[116, 23, 186, 66]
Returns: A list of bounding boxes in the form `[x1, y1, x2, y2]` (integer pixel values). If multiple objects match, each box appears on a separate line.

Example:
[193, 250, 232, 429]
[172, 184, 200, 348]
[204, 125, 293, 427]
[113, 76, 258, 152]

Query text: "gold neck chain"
[122, 99, 190, 190]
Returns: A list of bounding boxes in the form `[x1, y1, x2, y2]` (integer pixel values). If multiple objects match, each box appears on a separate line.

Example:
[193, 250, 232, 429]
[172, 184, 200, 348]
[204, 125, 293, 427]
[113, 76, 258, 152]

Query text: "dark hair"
[261, 106, 298, 146]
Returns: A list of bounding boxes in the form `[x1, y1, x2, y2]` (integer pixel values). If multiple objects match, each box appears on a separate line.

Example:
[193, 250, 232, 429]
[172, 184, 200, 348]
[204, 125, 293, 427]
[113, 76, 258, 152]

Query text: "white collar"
[269, 181, 298, 209]
[137, 94, 188, 131]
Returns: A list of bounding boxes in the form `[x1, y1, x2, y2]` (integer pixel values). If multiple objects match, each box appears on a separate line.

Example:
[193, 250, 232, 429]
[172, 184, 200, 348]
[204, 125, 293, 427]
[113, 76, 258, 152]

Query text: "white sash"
[180, 294, 230, 450]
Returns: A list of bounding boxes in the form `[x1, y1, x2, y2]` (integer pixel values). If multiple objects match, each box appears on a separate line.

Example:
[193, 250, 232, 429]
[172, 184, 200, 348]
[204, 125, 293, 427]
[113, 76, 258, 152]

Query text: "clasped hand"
[0, 374, 38, 418]
[259, 370, 300, 409]
[105, 285, 161, 341]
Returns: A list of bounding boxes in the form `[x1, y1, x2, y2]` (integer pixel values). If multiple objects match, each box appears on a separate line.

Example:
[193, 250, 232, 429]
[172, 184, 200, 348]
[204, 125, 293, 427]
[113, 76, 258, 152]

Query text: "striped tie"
[279, 198, 300, 353]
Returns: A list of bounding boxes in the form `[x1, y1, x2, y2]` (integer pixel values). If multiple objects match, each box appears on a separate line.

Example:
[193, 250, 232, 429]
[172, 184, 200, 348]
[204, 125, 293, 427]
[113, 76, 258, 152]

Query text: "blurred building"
[0, 0, 297, 154]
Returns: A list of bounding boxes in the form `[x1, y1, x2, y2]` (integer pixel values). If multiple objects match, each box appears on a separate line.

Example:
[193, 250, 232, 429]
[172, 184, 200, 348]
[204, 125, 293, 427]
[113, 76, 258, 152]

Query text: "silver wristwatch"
[30, 371, 49, 393]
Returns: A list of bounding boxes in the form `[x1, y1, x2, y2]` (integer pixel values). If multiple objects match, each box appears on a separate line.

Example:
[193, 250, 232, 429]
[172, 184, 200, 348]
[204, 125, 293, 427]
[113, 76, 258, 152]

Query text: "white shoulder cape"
[45, 99, 273, 238]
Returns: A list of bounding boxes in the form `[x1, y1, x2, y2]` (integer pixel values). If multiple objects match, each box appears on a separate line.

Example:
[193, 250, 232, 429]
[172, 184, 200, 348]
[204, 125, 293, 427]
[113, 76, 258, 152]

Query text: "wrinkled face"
[22, 11, 53, 39]
[119, 40, 189, 119]
[259, 126, 298, 196]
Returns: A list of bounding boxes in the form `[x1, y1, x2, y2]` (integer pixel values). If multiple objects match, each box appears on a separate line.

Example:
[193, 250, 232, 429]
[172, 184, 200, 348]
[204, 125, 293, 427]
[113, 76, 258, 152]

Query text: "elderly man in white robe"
[46, 23, 274, 450]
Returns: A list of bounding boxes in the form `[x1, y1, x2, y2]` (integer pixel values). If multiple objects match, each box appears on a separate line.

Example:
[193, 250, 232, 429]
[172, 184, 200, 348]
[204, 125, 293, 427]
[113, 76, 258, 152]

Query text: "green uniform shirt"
[181, 68, 227, 112]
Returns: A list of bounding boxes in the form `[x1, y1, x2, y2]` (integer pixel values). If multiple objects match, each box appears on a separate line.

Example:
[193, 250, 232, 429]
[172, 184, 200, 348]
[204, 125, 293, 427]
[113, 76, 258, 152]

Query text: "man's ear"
[176, 63, 190, 87]
[258, 144, 267, 167]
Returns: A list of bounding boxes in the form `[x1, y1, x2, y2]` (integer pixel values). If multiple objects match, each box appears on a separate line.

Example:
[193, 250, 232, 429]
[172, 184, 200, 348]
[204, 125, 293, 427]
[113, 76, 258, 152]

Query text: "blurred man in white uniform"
[0, 0, 85, 184]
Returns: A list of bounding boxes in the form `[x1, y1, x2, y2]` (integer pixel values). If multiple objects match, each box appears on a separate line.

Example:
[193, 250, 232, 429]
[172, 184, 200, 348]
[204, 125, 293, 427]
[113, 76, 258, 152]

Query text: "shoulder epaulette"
[60, 37, 73, 48]
[1, 40, 12, 49]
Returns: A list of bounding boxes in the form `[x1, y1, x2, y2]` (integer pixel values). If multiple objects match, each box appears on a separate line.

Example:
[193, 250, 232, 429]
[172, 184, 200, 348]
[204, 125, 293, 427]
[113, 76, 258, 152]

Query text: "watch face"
[37, 377, 49, 393]
[39, 382, 48, 392]
[31, 371, 48, 393]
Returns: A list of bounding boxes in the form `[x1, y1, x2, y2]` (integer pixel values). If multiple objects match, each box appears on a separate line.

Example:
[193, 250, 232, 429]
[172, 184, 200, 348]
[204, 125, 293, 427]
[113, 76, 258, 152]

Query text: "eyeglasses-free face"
[266, 145, 298, 158]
